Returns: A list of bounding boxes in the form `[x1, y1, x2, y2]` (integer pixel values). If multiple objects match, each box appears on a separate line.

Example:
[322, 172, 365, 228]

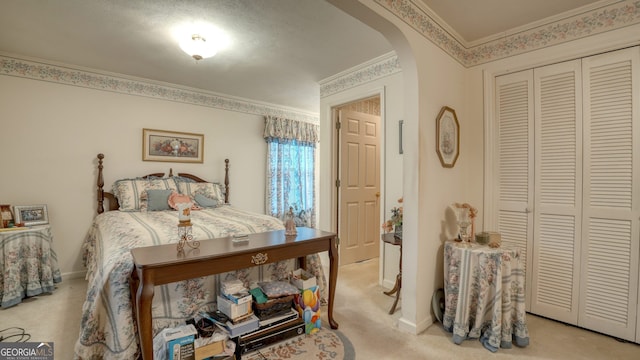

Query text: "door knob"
[376, 192, 380, 197]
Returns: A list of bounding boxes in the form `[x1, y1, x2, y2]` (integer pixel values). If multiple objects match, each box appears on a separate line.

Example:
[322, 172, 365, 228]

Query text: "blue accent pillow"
[146, 189, 173, 211]
[195, 193, 219, 208]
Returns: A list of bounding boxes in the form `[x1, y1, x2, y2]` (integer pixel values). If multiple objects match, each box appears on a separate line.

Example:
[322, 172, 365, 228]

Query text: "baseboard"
[61, 270, 87, 281]
[415, 315, 433, 334]
[397, 314, 433, 335]
[382, 278, 395, 290]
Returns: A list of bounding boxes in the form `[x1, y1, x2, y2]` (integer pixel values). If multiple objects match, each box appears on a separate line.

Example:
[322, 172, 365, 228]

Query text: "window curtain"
[264, 116, 319, 228]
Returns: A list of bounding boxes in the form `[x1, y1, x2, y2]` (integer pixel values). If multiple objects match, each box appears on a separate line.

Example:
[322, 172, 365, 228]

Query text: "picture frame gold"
[14, 204, 48, 226]
[435, 106, 460, 168]
[142, 128, 204, 163]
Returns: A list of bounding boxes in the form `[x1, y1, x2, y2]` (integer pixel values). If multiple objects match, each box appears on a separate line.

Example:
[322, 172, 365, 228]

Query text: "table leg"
[130, 270, 139, 327]
[134, 269, 155, 360]
[387, 273, 401, 314]
[328, 236, 339, 329]
[297, 256, 307, 269]
[384, 244, 402, 314]
[383, 275, 400, 296]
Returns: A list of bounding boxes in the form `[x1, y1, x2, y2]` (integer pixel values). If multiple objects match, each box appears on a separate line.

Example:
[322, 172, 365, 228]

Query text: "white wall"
[319, 71, 404, 289]
[330, 0, 477, 334]
[0, 75, 272, 277]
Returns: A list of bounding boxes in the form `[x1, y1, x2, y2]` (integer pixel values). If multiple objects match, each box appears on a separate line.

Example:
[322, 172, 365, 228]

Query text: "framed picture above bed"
[142, 128, 204, 163]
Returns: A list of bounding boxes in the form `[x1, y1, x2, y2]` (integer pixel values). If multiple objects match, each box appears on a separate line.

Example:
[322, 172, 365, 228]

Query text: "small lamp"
[176, 203, 199, 253]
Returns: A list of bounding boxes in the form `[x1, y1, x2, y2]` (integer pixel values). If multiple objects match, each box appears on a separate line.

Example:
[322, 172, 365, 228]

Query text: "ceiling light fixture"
[179, 34, 218, 61]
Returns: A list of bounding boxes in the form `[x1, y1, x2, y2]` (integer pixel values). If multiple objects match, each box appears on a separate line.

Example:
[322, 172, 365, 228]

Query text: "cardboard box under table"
[218, 295, 252, 321]
[162, 324, 197, 360]
[291, 268, 317, 290]
[194, 339, 226, 360]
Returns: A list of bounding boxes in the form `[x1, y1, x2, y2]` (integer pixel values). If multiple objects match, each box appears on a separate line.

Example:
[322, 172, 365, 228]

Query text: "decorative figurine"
[453, 202, 478, 242]
[285, 206, 297, 236]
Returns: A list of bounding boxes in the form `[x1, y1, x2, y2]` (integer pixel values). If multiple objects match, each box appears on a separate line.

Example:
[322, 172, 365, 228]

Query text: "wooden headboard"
[96, 153, 230, 214]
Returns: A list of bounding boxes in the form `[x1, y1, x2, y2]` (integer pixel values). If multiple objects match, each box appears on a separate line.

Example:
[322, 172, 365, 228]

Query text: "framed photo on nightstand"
[14, 204, 49, 226]
[0, 204, 13, 228]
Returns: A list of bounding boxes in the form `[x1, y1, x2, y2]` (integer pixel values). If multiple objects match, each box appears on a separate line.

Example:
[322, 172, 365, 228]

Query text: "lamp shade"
[179, 34, 218, 60]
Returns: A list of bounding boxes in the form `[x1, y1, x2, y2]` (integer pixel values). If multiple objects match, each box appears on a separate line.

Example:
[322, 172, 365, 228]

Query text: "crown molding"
[0, 53, 319, 124]
[374, 0, 640, 67]
[319, 51, 401, 98]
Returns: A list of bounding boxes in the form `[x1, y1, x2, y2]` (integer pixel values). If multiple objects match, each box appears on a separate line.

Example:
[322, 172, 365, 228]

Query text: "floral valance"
[263, 116, 319, 144]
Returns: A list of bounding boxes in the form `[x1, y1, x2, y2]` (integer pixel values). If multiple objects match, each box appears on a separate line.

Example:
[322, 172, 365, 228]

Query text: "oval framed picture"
[435, 106, 460, 168]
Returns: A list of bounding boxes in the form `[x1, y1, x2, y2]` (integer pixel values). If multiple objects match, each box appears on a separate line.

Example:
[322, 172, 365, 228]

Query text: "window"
[264, 116, 318, 227]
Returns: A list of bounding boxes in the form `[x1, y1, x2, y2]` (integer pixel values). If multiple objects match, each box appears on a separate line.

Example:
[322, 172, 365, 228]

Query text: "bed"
[74, 154, 327, 360]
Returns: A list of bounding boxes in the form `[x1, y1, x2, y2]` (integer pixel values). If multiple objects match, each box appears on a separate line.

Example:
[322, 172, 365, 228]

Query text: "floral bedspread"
[0, 225, 62, 308]
[443, 241, 529, 352]
[73, 206, 326, 360]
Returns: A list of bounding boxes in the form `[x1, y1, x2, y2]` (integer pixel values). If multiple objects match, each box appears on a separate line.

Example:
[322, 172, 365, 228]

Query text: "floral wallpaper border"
[374, 0, 640, 67]
[0, 55, 319, 124]
[320, 52, 401, 98]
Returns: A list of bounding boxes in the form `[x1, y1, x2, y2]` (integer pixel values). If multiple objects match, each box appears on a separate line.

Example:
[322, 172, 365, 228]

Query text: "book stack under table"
[210, 279, 302, 359]
[157, 275, 318, 359]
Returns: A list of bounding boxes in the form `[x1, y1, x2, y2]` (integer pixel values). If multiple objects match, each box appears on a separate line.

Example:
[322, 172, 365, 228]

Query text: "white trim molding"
[320, 52, 401, 98]
[374, 0, 640, 67]
[0, 54, 319, 124]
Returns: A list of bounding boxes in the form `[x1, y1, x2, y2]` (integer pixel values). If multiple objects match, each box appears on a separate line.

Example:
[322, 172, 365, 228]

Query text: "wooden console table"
[130, 227, 339, 360]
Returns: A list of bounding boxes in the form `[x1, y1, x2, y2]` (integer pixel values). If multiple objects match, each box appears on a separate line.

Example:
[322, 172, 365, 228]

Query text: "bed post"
[97, 153, 105, 214]
[224, 159, 230, 204]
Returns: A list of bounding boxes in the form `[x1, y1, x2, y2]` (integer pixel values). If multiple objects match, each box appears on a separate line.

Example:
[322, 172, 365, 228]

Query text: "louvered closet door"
[579, 47, 640, 341]
[495, 70, 535, 310]
[531, 60, 583, 324]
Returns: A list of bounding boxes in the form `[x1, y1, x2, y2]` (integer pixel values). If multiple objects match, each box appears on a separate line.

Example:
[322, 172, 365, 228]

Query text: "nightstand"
[0, 225, 62, 307]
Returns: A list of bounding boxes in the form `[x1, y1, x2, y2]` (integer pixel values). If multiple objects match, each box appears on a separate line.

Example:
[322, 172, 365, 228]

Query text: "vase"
[394, 224, 403, 239]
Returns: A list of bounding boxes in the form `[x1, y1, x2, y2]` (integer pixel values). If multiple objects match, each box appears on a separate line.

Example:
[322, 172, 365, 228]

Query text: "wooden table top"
[131, 227, 336, 268]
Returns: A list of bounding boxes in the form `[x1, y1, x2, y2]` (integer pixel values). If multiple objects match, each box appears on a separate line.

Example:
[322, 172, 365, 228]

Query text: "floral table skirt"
[0, 225, 62, 308]
[443, 240, 529, 352]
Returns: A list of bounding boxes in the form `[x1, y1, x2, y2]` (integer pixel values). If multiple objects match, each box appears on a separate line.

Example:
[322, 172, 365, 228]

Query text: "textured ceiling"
[0, 0, 392, 113]
[0, 0, 607, 113]
[420, 0, 603, 43]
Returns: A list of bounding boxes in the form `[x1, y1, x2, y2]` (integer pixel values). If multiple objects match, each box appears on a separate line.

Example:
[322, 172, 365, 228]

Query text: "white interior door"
[495, 70, 535, 310]
[579, 47, 640, 341]
[338, 109, 381, 265]
[530, 59, 583, 324]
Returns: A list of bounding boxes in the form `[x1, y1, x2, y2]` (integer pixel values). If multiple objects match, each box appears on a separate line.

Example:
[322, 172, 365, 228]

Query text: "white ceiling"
[0, 0, 603, 113]
[420, 0, 602, 43]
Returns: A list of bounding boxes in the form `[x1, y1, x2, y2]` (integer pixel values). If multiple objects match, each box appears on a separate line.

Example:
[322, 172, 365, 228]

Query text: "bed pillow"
[168, 192, 195, 210]
[177, 182, 223, 203]
[258, 281, 301, 299]
[112, 177, 178, 211]
[146, 189, 173, 211]
[194, 193, 219, 208]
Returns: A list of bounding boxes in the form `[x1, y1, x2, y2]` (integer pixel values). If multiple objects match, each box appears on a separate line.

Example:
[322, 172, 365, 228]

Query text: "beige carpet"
[1, 258, 640, 359]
